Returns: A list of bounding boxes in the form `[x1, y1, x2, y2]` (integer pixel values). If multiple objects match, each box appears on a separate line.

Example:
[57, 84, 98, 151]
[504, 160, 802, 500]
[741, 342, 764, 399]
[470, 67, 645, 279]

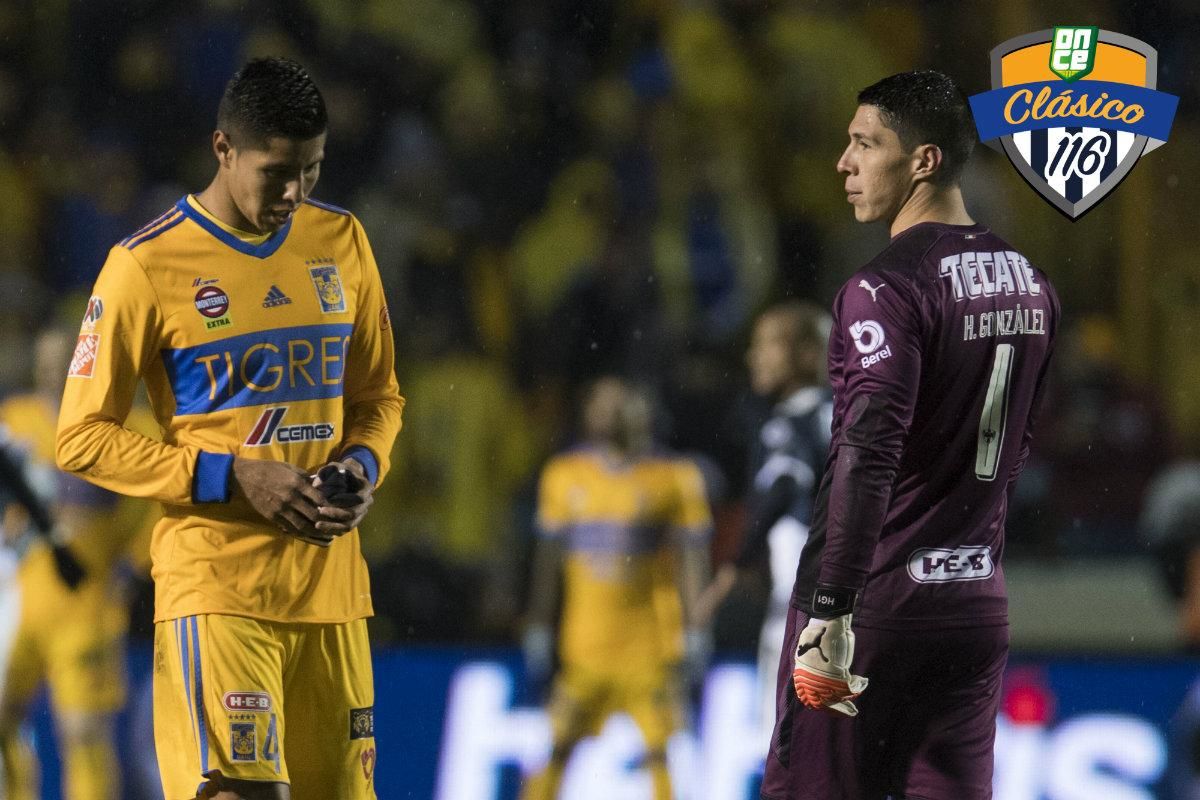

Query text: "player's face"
[225, 133, 326, 233]
[583, 378, 627, 443]
[836, 104, 916, 224]
[747, 313, 796, 397]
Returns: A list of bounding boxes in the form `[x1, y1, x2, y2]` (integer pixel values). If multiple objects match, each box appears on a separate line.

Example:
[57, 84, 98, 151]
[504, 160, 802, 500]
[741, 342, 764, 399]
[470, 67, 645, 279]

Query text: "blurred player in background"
[521, 376, 712, 800]
[0, 324, 158, 800]
[698, 301, 832, 751]
[0, 420, 96, 798]
[761, 71, 1059, 800]
[55, 58, 403, 800]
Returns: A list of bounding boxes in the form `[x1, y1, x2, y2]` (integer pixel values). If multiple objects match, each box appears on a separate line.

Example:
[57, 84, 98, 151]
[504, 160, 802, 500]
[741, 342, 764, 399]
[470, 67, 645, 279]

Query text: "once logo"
[849, 320, 886, 354]
[907, 546, 995, 583]
[223, 691, 272, 712]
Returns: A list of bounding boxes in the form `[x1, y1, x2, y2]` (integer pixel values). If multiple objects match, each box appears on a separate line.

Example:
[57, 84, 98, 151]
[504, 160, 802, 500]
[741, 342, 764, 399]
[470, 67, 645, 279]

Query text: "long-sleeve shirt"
[57, 196, 404, 624]
[792, 222, 1059, 628]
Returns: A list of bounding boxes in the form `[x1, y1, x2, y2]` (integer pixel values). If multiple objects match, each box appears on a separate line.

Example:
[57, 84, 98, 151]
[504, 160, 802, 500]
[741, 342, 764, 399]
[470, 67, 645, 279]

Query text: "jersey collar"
[175, 197, 293, 259]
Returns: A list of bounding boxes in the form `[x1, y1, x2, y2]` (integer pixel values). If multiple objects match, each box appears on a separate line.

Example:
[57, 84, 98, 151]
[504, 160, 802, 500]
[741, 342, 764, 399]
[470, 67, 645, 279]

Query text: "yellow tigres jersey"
[0, 393, 158, 572]
[537, 446, 712, 673]
[56, 196, 404, 624]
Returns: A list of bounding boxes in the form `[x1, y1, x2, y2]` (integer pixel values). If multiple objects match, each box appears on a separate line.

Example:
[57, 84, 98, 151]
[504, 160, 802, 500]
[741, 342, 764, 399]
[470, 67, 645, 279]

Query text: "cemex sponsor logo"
[223, 691, 272, 712]
[244, 407, 335, 446]
[907, 545, 995, 583]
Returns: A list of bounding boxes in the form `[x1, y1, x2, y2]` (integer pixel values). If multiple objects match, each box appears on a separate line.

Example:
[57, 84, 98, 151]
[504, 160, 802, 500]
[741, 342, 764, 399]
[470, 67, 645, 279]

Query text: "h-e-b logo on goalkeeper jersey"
[907, 546, 995, 583]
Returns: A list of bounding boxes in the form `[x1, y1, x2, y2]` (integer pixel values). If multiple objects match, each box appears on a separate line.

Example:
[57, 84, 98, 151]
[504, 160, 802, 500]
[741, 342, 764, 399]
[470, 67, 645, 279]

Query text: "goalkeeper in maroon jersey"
[760, 71, 1060, 800]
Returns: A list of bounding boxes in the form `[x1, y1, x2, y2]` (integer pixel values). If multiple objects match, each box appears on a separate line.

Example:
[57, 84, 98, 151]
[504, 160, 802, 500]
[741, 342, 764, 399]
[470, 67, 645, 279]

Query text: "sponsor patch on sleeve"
[350, 706, 374, 740]
[68, 334, 100, 378]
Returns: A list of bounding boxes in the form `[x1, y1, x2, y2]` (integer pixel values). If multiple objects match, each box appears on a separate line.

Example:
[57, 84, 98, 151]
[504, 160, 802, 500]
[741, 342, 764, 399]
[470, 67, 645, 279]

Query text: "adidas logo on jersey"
[262, 285, 292, 308]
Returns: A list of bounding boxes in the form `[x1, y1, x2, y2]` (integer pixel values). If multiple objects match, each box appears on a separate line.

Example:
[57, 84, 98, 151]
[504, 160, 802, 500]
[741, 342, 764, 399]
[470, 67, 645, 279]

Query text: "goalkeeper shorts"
[153, 615, 376, 800]
[760, 606, 1008, 800]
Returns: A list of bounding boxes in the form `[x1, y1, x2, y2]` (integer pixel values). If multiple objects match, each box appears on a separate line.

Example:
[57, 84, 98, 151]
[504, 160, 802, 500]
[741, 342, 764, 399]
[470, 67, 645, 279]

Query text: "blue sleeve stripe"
[304, 198, 351, 216]
[190, 617, 209, 773]
[341, 445, 379, 486]
[126, 211, 185, 250]
[120, 206, 177, 246]
[192, 451, 234, 503]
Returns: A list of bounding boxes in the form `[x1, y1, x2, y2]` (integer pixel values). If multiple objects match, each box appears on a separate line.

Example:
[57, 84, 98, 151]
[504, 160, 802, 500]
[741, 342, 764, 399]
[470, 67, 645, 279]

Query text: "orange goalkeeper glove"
[792, 587, 868, 716]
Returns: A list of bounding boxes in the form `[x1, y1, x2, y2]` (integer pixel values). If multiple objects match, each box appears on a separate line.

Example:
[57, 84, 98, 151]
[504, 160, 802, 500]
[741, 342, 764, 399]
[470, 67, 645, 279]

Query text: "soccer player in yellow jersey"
[0, 325, 159, 800]
[54, 58, 403, 800]
[521, 377, 713, 800]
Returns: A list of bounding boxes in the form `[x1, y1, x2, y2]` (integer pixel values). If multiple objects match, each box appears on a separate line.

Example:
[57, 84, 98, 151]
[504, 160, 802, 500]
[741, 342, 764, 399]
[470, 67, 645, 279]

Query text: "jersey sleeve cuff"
[340, 446, 379, 486]
[193, 451, 234, 504]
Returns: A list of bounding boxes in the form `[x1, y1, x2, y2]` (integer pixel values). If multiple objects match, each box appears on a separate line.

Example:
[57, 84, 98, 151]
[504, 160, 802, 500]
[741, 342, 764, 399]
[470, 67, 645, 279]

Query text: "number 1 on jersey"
[976, 344, 1014, 481]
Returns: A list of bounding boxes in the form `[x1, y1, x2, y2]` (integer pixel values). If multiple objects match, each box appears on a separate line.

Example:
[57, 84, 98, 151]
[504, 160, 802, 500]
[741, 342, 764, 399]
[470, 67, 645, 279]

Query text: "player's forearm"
[56, 418, 229, 505]
[340, 391, 404, 486]
[818, 442, 898, 590]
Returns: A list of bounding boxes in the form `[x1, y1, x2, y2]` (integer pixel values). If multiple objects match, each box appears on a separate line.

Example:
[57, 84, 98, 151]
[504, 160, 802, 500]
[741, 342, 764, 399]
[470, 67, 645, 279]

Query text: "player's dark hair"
[858, 70, 976, 185]
[217, 57, 327, 146]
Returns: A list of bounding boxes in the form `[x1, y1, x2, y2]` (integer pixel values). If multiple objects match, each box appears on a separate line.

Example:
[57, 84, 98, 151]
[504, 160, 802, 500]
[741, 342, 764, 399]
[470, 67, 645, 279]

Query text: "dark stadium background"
[1, 1, 1198, 798]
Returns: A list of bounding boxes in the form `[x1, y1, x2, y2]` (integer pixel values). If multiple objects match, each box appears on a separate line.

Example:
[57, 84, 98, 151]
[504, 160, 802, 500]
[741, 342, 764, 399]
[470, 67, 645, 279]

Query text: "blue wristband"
[193, 451, 234, 503]
[339, 446, 378, 487]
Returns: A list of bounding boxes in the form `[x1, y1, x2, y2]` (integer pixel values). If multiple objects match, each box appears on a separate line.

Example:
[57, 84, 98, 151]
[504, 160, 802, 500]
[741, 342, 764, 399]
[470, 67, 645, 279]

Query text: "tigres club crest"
[231, 722, 257, 762]
[309, 265, 347, 313]
[969, 28, 1178, 219]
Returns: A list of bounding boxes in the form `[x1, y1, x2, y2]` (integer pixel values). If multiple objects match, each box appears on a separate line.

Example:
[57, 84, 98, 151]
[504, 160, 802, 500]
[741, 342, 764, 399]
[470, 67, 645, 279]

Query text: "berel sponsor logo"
[849, 320, 886, 354]
[860, 345, 893, 369]
[223, 691, 273, 712]
[907, 545, 995, 583]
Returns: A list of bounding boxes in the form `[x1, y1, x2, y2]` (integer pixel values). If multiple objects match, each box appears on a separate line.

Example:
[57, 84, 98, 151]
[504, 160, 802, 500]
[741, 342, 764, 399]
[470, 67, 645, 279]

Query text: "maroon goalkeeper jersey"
[792, 221, 1059, 628]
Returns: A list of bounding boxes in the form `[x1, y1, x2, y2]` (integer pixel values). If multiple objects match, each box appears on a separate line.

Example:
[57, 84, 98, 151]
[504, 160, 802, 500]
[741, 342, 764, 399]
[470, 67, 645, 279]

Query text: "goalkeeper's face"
[835, 104, 916, 225]
[221, 131, 326, 233]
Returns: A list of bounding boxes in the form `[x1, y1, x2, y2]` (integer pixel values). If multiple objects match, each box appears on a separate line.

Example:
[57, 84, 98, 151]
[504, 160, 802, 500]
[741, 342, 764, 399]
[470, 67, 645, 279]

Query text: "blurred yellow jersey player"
[521, 377, 713, 800]
[0, 326, 158, 800]
[55, 58, 402, 800]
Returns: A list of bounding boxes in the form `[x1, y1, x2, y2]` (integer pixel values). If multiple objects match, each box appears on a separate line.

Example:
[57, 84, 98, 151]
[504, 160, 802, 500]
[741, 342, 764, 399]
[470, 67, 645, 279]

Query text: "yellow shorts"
[153, 615, 377, 800]
[5, 545, 127, 714]
[547, 665, 683, 752]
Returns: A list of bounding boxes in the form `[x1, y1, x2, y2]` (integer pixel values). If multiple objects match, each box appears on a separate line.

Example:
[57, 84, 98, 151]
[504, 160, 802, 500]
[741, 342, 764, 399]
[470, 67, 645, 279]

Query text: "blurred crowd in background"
[1, 0, 1199, 648]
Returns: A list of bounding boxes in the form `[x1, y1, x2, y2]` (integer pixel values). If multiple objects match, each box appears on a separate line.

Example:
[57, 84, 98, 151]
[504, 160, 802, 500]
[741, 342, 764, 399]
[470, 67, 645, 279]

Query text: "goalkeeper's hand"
[792, 614, 868, 716]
